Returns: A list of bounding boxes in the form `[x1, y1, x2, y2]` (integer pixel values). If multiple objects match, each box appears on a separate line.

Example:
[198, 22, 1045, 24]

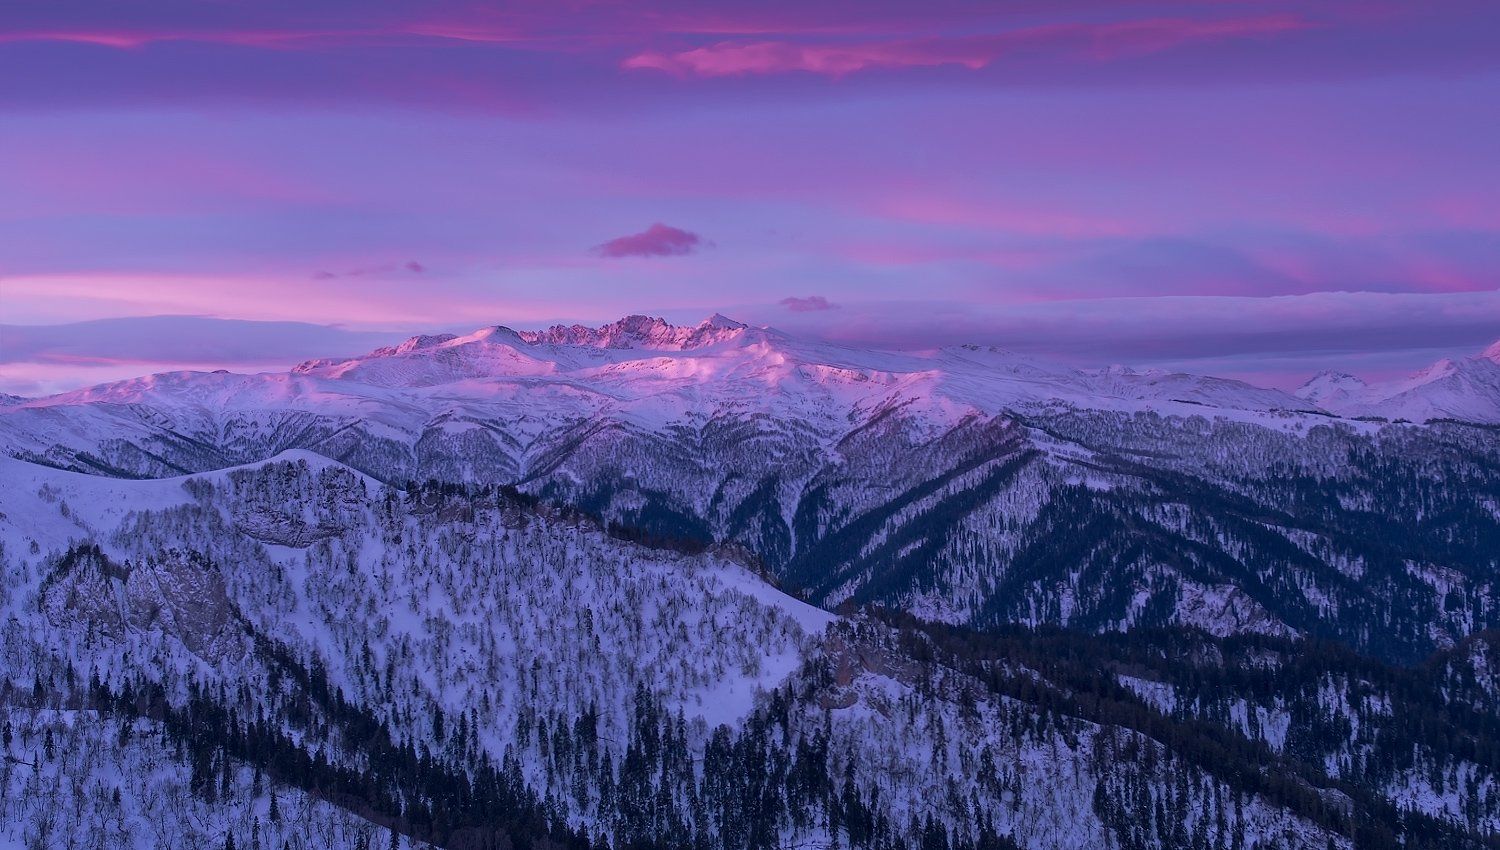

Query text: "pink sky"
[1, 0, 1497, 394]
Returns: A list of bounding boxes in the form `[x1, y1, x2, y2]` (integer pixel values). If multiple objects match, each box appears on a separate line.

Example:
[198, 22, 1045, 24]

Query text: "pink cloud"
[623, 15, 1310, 77]
[0, 28, 354, 50]
[0, 31, 156, 48]
[624, 38, 992, 77]
[594, 223, 706, 258]
[1078, 16, 1310, 60]
[6, 3, 1490, 115]
[872, 196, 1142, 239]
[780, 295, 838, 312]
[0, 273, 494, 327]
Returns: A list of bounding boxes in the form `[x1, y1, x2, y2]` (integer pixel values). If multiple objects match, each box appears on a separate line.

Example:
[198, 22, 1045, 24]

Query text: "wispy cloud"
[313, 260, 425, 280]
[779, 295, 838, 312]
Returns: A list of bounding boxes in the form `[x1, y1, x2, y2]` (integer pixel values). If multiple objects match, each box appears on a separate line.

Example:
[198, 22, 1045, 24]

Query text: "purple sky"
[1, 1, 1498, 394]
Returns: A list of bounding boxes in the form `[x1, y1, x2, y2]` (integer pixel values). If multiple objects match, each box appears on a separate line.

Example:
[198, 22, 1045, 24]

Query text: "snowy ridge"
[0, 454, 1382, 849]
[515, 313, 754, 350]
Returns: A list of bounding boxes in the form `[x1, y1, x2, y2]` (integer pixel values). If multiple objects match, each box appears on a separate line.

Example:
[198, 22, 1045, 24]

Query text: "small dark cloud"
[594, 223, 704, 258]
[779, 295, 838, 312]
[313, 260, 426, 280]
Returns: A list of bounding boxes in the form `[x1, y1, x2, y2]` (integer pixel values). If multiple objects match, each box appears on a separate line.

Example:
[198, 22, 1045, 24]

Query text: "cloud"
[313, 260, 425, 280]
[0, 28, 343, 49]
[623, 15, 1310, 78]
[1015, 232, 1500, 299]
[779, 295, 838, 312]
[742, 290, 1500, 383]
[0, 316, 404, 367]
[594, 224, 705, 258]
[6, 4, 1497, 112]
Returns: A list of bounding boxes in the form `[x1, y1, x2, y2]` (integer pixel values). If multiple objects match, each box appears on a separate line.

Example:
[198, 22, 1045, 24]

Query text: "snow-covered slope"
[1, 455, 835, 845]
[0, 453, 831, 730]
[1, 705, 399, 850]
[4, 454, 1435, 849]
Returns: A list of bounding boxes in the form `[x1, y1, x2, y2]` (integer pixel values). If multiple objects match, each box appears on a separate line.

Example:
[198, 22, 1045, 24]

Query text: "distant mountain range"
[1294, 339, 1500, 423]
[7, 313, 1497, 425]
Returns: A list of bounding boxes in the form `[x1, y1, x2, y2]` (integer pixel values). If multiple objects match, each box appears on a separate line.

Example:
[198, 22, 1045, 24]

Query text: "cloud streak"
[313, 260, 425, 280]
[779, 295, 838, 312]
[0, 316, 405, 367]
[624, 15, 1309, 77]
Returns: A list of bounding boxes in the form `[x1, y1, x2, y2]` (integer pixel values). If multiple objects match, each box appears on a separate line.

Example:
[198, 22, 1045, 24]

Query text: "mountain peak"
[701, 312, 746, 330]
[516, 314, 752, 351]
[1299, 369, 1363, 387]
[1483, 339, 1500, 364]
[1294, 370, 1367, 405]
[1412, 358, 1460, 382]
[380, 333, 460, 357]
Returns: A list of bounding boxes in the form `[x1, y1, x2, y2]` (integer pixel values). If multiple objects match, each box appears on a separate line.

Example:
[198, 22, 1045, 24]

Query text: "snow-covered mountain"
[1293, 370, 1370, 409]
[4, 452, 1493, 849]
[1295, 341, 1500, 423]
[4, 310, 1500, 847]
[3, 316, 1499, 664]
[7, 313, 1316, 444]
[11, 317, 1498, 471]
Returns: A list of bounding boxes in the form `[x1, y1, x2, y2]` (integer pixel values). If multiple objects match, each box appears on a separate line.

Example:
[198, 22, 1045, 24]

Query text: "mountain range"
[3, 315, 1499, 655]
[3, 315, 1500, 849]
[1294, 339, 1500, 423]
